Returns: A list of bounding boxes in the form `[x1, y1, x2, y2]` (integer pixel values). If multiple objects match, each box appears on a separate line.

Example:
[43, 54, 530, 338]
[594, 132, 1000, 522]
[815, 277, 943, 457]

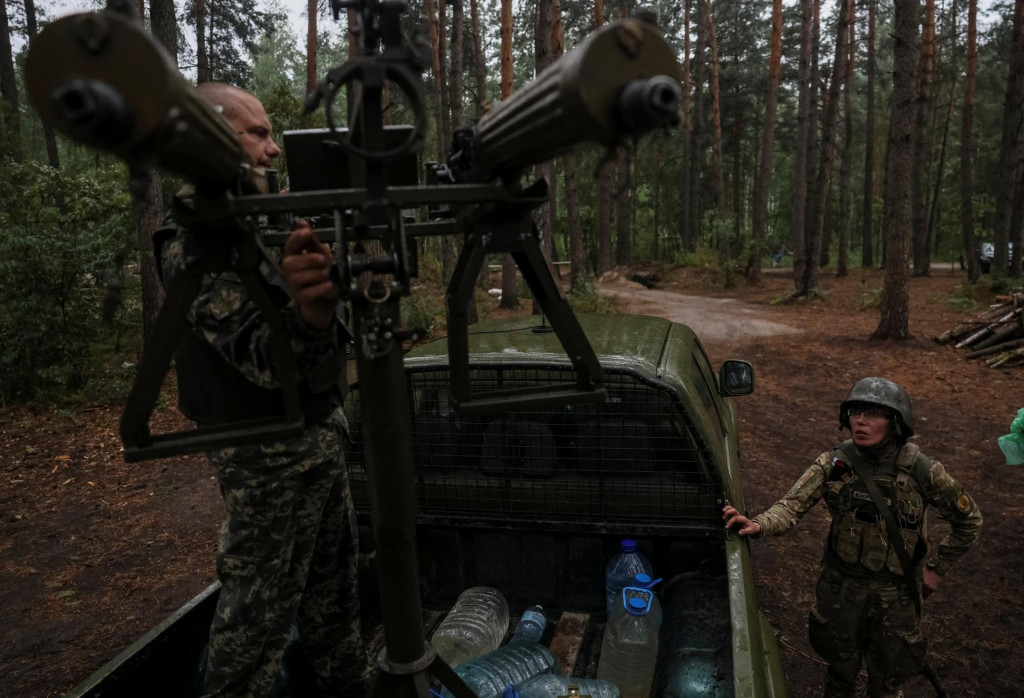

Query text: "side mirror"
[719, 360, 754, 396]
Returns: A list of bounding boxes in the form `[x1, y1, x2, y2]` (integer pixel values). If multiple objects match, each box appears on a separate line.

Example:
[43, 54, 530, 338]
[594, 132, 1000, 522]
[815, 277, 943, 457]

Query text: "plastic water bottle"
[605, 539, 653, 617]
[597, 590, 659, 698]
[432, 587, 510, 667]
[440, 606, 557, 698]
[610, 575, 663, 630]
[516, 674, 621, 698]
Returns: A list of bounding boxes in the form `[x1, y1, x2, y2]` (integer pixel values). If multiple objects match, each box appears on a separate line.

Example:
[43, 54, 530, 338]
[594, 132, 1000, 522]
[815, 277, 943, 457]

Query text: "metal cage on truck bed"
[344, 364, 728, 613]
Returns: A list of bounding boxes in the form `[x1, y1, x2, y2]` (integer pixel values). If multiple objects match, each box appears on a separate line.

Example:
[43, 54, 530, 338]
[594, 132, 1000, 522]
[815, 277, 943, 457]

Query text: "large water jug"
[432, 587, 510, 667]
[652, 573, 732, 698]
[597, 590, 659, 698]
[440, 606, 557, 698]
[516, 674, 621, 698]
[605, 540, 653, 617]
[609, 575, 663, 630]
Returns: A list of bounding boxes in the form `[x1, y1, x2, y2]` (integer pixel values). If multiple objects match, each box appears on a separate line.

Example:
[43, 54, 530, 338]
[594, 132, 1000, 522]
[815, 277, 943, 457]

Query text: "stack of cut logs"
[936, 292, 1024, 367]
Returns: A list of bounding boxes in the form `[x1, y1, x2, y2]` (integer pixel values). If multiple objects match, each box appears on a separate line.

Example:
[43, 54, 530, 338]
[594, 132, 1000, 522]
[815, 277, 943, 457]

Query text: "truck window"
[345, 367, 720, 534]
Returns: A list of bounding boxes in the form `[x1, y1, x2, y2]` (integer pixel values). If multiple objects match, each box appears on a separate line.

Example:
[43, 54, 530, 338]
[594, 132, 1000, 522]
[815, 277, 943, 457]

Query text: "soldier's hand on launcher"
[280, 220, 339, 331]
[722, 500, 762, 537]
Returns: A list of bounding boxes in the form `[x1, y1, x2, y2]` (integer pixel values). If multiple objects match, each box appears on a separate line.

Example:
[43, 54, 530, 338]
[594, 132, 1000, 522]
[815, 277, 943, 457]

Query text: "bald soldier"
[155, 83, 369, 697]
[723, 378, 981, 698]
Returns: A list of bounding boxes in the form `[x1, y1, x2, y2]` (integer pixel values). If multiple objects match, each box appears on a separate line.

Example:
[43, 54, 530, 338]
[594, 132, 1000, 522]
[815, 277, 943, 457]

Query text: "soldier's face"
[848, 407, 891, 448]
[229, 93, 281, 168]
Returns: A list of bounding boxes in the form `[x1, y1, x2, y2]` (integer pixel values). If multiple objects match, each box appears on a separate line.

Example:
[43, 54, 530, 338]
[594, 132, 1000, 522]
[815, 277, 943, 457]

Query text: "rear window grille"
[344, 366, 721, 530]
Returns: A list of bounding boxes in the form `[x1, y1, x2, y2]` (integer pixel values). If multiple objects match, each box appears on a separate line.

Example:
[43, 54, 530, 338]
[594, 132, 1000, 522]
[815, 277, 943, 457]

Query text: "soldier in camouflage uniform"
[155, 83, 369, 698]
[722, 377, 982, 697]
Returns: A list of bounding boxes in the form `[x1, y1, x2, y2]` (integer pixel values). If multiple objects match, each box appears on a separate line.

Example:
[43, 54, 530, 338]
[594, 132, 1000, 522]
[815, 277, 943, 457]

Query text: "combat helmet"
[839, 377, 915, 437]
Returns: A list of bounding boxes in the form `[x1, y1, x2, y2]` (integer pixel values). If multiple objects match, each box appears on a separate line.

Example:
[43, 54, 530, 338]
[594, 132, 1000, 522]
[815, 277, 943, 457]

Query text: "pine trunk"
[801, 0, 821, 289]
[470, 0, 487, 116]
[425, 0, 443, 158]
[498, 0, 518, 308]
[791, 0, 813, 290]
[306, 0, 317, 95]
[837, 0, 855, 279]
[861, 0, 877, 268]
[679, 0, 693, 251]
[133, 0, 179, 342]
[706, 0, 725, 224]
[874, 0, 919, 340]
[196, 0, 209, 83]
[0, 0, 21, 162]
[615, 148, 631, 264]
[805, 0, 851, 294]
[595, 1, 613, 271]
[748, 0, 783, 284]
[24, 0, 58, 168]
[689, 4, 707, 252]
[912, 0, 936, 276]
[927, 0, 959, 268]
[994, 0, 1024, 279]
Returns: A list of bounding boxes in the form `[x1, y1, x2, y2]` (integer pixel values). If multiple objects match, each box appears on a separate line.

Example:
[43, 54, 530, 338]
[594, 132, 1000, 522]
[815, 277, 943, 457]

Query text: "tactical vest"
[154, 220, 343, 428]
[825, 440, 930, 577]
[174, 324, 342, 427]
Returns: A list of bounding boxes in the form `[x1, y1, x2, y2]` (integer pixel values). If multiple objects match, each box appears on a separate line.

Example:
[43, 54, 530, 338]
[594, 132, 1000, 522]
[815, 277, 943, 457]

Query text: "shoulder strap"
[844, 456, 922, 617]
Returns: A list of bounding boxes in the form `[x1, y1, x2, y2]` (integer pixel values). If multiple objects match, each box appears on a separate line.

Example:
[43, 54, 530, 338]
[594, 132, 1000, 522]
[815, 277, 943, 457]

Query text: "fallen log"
[970, 324, 1023, 352]
[937, 302, 1015, 344]
[966, 337, 1024, 360]
[989, 346, 1024, 368]
[954, 308, 1022, 349]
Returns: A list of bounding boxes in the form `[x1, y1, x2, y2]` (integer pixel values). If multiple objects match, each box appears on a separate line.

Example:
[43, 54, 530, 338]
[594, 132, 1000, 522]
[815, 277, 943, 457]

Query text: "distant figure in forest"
[154, 82, 369, 698]
[722, 377, 982, 697]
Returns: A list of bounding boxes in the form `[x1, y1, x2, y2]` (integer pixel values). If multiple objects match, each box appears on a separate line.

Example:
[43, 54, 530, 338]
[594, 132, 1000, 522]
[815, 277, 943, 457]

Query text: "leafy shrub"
[567, 275, 617, 314]
[0, 160, 133, 403]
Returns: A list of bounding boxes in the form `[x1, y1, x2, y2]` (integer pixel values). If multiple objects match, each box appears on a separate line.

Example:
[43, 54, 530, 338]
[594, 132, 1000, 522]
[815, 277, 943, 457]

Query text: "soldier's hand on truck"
[281, 219, 340, 331]
[722, 500, 762, 537]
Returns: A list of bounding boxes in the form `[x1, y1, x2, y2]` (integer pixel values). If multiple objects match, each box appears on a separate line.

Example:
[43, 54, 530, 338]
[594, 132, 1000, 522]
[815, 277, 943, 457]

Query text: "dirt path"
[598, 275, 802, 341]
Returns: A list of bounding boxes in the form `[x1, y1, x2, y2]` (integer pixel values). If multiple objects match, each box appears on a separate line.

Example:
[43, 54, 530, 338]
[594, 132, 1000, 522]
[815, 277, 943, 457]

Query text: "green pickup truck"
[65, 313, 786, 698]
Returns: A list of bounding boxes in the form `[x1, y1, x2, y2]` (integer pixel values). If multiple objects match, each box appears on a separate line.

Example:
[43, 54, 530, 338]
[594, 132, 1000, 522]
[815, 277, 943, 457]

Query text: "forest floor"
[2, 263, 1023, 697]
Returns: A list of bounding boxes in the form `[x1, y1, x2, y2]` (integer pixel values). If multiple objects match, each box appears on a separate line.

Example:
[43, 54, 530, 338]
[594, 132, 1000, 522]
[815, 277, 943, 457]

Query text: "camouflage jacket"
[156, 218, 347, 478]
[752, 441, 982, 577]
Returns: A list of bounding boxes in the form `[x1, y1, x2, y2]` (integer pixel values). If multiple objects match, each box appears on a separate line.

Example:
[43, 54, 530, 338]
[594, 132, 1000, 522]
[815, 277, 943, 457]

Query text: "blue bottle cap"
[634, 573, 652, 584]
[622, 587, 653, 615]
[621, 539, 637, 553]
[502, 684, 520, 698]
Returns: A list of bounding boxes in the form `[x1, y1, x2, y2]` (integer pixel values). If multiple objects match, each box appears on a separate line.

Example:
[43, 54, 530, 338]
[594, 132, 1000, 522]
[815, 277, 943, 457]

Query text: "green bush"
[0, 160, 133, 403]
[567, 275, 617, 314]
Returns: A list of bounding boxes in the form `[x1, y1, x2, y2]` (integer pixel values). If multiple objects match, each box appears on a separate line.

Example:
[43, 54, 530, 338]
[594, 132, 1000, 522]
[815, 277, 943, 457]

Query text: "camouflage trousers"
[808, 565, 926, 698]
[201, 445, 367, 698]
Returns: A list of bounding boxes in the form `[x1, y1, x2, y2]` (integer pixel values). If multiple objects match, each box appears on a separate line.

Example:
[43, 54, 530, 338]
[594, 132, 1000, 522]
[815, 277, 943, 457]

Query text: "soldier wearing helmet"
[722, 377, 982, 698]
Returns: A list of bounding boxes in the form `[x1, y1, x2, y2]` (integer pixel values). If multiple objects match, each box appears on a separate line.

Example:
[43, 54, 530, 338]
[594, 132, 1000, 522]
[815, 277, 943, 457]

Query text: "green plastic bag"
[999, 408, 1024, 465]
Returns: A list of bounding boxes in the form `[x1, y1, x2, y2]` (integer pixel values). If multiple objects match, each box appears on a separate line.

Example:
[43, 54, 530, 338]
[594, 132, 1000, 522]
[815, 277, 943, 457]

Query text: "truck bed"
[64, 566, 735, 698]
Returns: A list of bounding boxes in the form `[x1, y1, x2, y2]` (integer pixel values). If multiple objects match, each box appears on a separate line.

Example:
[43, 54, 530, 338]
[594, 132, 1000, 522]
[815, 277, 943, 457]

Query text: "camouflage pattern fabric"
[750, 440, 981, 695]
[202, 412, 367, 698]
[751, 441, 982, 575]
[159, 230, 345, 395]
[808, 566, 925, 697]
[157, 224, 366, 697]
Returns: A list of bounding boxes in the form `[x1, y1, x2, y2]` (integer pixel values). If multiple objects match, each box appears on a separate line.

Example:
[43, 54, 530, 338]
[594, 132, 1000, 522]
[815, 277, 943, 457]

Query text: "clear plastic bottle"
[605, 539, 653, 617]
[609, 576, 663, 630]
[516, 674, 621, 698]
[440, 606, 557, 698]
[432, 587, 510, 667]
[597, 591, 659, 698]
